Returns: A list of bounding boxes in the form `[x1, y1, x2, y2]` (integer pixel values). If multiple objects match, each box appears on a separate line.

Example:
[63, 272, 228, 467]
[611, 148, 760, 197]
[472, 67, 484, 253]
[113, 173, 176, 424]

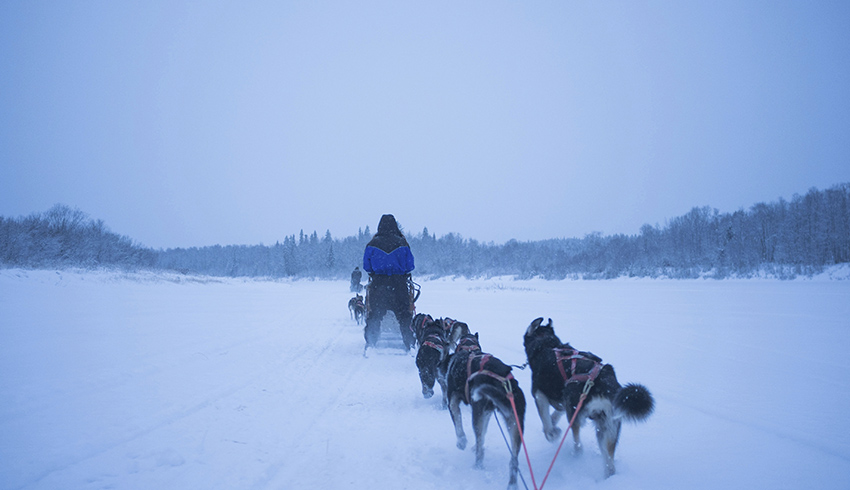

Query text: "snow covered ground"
[1, 268, 849, 490]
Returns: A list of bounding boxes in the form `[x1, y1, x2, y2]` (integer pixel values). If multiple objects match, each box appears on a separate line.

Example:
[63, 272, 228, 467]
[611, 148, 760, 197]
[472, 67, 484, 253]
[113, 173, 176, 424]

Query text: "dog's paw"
[456, 435, 467, 450]
[573, 442, 583, 457]
[422, 386, 434, 399]
[545, 427, 562, 443]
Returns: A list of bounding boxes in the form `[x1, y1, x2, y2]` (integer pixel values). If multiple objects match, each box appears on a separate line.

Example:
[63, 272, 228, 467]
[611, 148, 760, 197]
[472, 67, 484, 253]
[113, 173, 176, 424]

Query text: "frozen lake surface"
[1, 268, 849, 490]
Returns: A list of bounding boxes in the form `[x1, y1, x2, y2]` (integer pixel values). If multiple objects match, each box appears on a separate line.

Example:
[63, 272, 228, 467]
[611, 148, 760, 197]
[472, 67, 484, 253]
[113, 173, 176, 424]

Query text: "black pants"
[364, 274, 414, 350]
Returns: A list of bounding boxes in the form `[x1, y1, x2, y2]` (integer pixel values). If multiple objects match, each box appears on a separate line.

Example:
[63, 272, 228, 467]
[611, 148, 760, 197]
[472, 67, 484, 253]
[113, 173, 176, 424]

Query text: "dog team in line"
[406, 313, 655, 489]
[350, 214, 654, 488]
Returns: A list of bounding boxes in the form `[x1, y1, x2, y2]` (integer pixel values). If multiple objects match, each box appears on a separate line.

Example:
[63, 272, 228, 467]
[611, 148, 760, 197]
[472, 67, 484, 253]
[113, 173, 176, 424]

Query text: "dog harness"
[440, 317, 456, 335]
[465, 353, 515, 404]
[420, 333, 445, 354]
[554, 347, 602, 386]
[455, 337, 481, 353]
[412, 314, 433, 338]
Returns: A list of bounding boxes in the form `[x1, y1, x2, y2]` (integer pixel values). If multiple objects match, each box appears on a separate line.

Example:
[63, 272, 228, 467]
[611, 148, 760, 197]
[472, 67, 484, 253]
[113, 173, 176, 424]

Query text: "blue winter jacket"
[363, 245, 415, 275]
[363, 214, 415, 275]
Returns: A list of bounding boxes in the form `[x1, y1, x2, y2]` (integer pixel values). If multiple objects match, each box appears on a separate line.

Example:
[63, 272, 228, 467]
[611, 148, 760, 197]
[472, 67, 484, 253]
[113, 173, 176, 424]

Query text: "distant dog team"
[348, 294, 365, 325]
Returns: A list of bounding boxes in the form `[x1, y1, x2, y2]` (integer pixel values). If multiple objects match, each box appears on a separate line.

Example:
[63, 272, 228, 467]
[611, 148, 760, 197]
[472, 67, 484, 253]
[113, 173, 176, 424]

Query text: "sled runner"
[363, 315, 410, 356]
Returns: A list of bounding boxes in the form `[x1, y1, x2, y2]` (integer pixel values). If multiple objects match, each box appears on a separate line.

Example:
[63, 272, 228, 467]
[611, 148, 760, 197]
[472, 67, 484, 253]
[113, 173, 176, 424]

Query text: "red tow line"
[505, 377, 596, 490]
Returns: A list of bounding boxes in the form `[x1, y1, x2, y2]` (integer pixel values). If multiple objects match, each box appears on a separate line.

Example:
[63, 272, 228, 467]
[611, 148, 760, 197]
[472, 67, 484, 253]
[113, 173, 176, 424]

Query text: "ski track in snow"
[1, 268, 850, 490]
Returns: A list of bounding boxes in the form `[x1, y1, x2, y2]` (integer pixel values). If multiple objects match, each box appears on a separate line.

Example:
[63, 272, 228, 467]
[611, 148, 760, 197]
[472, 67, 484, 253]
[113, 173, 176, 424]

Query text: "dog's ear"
[545, 318, 553, 329]
[450, 322, 469, 343]
[527, 317, 545, 336]
[474, 332, 479, 341]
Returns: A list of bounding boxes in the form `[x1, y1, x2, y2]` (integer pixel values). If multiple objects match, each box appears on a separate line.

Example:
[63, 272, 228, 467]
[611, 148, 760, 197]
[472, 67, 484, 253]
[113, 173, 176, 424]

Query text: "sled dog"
[523, 317, 654, 478]
[446, 333, 526, 489]
[416, 317, 470, 407]
[411, 312, 434, 348]
[348, 294, 365, 325]
[439, 318, 470, 353]
[416, 316, 449, 404]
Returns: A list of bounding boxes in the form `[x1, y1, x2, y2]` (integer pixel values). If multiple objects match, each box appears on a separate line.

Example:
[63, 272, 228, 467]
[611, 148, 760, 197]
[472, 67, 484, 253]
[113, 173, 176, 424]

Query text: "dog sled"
[363, 275, 420, 356]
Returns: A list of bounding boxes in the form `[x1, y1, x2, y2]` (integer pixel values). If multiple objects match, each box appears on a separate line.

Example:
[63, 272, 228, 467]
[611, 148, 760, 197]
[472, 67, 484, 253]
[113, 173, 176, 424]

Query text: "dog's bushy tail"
[472, 383, 525, 432]
[614, 383, 654, 422]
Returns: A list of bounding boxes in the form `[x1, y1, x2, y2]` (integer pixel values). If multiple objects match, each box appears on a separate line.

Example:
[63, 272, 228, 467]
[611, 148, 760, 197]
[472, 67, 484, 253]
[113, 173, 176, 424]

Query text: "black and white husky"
[523, 317, 654, 478]
[348, 294, 365, 325]
[446, 333, 526, 489]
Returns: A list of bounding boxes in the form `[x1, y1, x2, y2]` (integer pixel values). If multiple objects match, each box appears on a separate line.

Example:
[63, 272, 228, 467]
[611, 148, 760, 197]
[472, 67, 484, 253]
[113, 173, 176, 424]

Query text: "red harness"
[554, 347, 602, 386]
[413, 314, 432, 336]
[464, 353, 515, 404]
[421, 333, 445, 354]
[455, 338, 481, 353]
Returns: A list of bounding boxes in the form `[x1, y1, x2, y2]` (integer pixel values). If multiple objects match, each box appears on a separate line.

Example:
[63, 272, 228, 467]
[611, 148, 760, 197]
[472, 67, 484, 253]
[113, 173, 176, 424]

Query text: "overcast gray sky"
[2, 1, 849, 249]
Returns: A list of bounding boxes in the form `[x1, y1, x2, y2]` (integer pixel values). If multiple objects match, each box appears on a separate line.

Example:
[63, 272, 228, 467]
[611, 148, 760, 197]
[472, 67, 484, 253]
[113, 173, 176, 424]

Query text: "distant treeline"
[0, 204, 157, 269]
[2, 183, 849, 279]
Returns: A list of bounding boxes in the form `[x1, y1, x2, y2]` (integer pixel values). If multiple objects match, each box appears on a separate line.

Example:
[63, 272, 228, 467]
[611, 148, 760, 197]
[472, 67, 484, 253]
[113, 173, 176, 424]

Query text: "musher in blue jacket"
[363, 214, 415, 350]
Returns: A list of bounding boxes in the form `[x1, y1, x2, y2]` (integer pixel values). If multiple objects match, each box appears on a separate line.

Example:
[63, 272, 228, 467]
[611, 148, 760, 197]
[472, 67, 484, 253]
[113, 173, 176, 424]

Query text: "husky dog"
[416, 317, 469, 407]
[348, 294, 366, 325]
[411, 313, 434, 348]
[446, 333, 526, 489]
[523, 317, 654, 478]
[416, 317, 449, 403]
[439, 318, 469, 352]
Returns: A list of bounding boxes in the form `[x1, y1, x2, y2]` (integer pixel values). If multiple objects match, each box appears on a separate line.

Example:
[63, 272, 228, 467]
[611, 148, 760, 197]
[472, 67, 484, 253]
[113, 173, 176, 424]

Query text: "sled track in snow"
[14, 322, 355, 490]
[248, 323, 370, 489]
